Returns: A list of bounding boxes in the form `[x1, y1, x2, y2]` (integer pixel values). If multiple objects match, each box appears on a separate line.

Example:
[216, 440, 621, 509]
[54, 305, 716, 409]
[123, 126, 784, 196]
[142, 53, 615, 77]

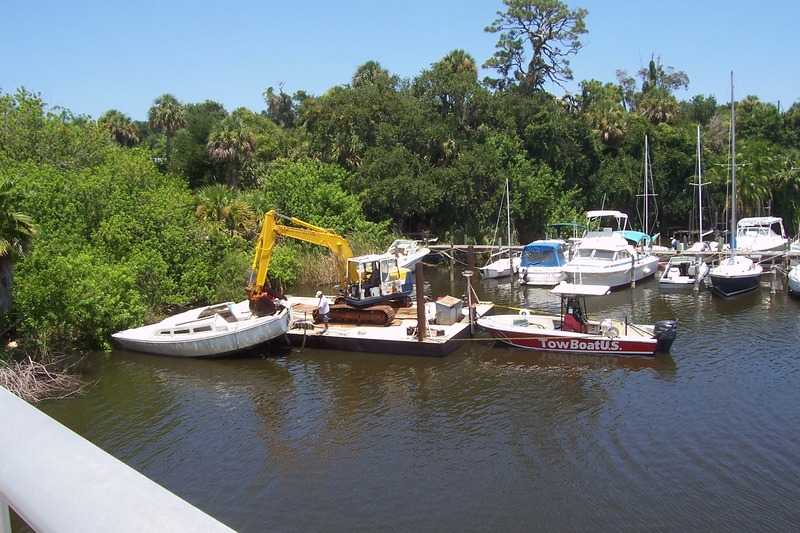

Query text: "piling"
[415, 264, 426, 341]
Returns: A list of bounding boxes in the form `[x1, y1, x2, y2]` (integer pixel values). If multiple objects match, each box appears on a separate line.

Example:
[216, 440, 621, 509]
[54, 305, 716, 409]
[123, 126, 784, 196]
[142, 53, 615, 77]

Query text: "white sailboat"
[660, 125, 711, 289]
[479, 177, 520, 279]
[709, 72, 763, 297]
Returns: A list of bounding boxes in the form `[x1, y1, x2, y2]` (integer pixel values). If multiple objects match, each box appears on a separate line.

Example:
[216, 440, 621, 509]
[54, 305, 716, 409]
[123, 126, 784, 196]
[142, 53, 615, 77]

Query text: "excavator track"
[315, 302, 397, 326]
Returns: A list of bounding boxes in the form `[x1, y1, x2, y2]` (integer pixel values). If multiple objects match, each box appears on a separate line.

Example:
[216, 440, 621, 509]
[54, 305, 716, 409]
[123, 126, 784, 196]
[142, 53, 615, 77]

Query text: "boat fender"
[519, 309, 529, 316]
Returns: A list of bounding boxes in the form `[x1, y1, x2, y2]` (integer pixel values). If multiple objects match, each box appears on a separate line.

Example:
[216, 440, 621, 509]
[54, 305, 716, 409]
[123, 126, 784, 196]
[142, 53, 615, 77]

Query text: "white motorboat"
[659, 125, 712, 290]
[112, 299, 292, 357]
[659, 255, 710, 289]
[734, 217, 788, 253]
[386, 239, 430, 272]
[562, 210, 660, 289]
[478, 282, 677, 356]
[518, 240, 568, 286]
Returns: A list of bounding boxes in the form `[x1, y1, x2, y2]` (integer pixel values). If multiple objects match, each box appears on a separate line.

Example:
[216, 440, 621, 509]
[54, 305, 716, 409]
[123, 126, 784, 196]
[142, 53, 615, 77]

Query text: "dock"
[286, 296, 494, 357]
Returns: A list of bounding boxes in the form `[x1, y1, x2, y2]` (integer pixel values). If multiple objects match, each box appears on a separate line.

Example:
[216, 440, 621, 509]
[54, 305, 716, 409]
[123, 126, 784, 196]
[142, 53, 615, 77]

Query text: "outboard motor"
[652, 319, 678, 352]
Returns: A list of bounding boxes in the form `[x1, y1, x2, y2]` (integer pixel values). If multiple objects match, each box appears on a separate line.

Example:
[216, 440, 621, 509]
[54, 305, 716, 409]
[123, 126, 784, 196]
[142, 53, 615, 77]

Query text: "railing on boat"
[0, 386, 234, 533]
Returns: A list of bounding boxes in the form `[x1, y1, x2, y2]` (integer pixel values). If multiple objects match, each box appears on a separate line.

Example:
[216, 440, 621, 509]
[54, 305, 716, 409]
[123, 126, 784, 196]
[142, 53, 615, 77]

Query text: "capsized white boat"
[477, 282, 677, 356]
[111, 299, 292, 357]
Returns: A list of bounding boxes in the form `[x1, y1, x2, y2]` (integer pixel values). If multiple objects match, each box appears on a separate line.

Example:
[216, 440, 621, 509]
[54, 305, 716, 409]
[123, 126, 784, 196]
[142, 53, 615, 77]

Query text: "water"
[34, 268, 800, 532]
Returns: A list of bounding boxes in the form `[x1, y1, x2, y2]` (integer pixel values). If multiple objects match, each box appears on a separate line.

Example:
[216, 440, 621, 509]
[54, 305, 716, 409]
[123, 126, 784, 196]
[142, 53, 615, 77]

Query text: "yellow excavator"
[246, 210, 414, 326]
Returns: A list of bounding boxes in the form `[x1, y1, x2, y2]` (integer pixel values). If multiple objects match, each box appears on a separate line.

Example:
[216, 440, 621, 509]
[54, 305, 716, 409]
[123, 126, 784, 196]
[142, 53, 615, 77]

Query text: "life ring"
[519, 308, 530, 316]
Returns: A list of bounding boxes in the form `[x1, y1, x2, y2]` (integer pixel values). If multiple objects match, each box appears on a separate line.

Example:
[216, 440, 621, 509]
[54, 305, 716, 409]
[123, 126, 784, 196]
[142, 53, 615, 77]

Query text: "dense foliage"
[1, 0, 799, 357]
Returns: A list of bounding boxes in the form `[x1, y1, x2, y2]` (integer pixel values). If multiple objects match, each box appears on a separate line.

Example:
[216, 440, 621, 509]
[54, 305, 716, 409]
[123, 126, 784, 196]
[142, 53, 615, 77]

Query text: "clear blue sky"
[3, 1, 798, 121]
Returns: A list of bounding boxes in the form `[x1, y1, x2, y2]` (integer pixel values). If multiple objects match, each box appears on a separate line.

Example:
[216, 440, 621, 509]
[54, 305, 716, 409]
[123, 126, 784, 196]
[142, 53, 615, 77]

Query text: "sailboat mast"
[731, 71, 737, 254]
[644, 135, 650, 236]
[697, 125, 704, 245]
[505, 177, 512, 261]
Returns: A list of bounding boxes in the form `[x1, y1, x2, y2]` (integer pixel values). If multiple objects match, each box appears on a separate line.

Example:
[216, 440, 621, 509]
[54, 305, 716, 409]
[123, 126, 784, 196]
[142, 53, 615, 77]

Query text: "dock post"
[415, 264, 426, 340]
[630, 255, 636, 288]
[467, 245, 476, 333]
[693, 254, 701, 291]
[770, 264, 777, 294]
[449, 242, 454, 283]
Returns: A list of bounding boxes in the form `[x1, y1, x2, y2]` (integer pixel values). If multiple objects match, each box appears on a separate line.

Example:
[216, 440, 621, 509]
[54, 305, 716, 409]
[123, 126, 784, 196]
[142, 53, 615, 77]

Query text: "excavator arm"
[247, 210, 354, 302]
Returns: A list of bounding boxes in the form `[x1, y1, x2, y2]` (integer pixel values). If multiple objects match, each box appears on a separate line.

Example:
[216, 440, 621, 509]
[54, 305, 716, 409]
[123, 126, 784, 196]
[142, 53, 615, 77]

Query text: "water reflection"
[32, 266, 800, 532]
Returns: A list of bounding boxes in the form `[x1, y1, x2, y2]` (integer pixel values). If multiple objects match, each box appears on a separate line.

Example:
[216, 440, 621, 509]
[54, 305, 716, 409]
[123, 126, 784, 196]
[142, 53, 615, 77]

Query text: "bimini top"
[551, 282, 611, 297]
[617, 230, 652, 247]
[586, 210, 628, 221]
[585, 210, 629, 232]
[736, 216, 785, 228]
[522, 240, 565, 252]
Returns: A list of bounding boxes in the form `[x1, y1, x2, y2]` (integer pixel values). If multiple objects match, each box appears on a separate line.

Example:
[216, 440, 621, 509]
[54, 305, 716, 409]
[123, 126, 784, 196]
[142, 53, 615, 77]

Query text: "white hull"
[386, 239, 430, 272]
[519, 267, 567, 286]
[659, 256, 710, 289]
[788, 266, 800, 294]
[564, 255, 660, 288]
[480, 256, 521, 279]
[112, 300, 292, 357]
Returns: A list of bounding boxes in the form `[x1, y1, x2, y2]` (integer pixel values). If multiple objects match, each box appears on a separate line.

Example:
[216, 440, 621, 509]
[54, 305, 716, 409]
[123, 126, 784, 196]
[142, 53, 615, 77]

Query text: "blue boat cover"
[520, 241, 567, 268]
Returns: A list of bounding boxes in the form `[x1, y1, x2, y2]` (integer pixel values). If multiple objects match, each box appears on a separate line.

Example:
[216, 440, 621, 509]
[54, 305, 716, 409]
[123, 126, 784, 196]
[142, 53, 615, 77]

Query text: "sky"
[3, 1, 798, 122]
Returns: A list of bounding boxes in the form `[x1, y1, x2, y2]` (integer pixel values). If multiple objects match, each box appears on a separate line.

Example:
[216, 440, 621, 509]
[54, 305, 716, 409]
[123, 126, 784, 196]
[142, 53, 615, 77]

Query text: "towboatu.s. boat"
[477, 282, 677, 357]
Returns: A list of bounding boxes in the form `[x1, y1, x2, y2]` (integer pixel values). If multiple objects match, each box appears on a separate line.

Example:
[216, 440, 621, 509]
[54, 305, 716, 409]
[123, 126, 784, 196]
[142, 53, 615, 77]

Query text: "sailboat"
[479, 177, 520, 279]
[659, 126, 711, 289]
[708, 72, 763, 297]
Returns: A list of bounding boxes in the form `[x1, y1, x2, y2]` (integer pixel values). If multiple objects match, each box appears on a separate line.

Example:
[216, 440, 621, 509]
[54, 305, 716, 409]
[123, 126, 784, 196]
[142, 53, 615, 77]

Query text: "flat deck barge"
[286, 296, 494, 357]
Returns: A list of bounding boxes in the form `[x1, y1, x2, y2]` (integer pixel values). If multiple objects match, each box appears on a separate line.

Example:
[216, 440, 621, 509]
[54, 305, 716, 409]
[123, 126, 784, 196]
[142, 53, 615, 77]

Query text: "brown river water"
[31, 266, 800, 532]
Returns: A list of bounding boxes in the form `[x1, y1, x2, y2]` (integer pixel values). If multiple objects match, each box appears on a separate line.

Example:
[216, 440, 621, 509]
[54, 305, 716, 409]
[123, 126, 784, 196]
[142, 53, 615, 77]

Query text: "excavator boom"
[247, 210, 413, 325]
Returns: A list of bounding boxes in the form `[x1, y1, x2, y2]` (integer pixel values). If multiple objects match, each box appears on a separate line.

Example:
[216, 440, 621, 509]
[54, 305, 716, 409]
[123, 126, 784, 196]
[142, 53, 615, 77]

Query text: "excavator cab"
[345, 255, 413, 306]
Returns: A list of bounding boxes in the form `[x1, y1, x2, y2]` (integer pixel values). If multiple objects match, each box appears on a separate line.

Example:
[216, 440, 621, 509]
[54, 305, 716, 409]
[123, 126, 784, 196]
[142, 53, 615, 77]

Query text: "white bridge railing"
[0, 386, 234, 532]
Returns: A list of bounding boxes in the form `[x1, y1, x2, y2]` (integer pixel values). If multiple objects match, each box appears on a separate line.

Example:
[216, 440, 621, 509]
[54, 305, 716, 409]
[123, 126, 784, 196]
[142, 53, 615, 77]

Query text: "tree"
[351, 60, 394, 88]
[263, 84, 297, 128]
[98, 109, 139, 147]
[194, 184, 257, 237]
[617, 56, 689, 124]
[207, 115, 257, 189]
[414, 49, 487, 129]
[483, 0, 588, 94]
[0, 180, 36, 314]
[148, 93, 186, 163]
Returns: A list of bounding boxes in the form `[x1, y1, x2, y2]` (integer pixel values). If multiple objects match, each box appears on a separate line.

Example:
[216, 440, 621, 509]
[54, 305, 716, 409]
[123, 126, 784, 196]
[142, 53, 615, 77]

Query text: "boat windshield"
[593, 250, 615, 261]
[524, 249, 554, 263]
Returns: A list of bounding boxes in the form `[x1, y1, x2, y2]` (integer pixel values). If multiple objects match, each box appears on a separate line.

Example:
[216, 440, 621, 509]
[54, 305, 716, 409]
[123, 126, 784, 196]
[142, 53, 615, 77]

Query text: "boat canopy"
[736, 216, 784, 227]
[585, 210, 629, 232]
[551, 282, 611, 297]
[617, 230, 651, 247]
[520, 240, 567, 267]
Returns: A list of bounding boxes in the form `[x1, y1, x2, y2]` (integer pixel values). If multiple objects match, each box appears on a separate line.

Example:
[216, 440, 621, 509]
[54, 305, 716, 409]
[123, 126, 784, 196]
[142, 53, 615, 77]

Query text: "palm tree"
[206, 119, 257, 189]
[148, 94, 186, 162]
[351, 61, 391, 88]
[194, 184, 257, 237]
[98, 109, 139, 147]
[0, 180, 36, 314]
